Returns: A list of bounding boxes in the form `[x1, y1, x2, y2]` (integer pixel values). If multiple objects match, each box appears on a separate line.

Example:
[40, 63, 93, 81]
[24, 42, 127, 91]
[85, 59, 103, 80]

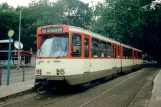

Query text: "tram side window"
[123, 48, 132, 59]
[106, 43, 111, 58]
[111, 45, 114, 58]
[123, 48, 128, 58]
[100, 41, 106, 58]
[92, 38, 99, 57]
[72, 34, 81, 57]
[84, 38, 89, 58]
[138, 52, 142, 59]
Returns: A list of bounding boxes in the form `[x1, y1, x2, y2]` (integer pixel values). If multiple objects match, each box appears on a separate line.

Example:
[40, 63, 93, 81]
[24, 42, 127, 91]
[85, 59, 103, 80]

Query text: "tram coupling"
[34, 79, 48, 95]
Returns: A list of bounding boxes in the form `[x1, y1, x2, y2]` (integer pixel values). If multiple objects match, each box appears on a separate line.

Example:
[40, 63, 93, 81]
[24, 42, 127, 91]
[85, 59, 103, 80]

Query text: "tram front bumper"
[35, 75, 65, 81]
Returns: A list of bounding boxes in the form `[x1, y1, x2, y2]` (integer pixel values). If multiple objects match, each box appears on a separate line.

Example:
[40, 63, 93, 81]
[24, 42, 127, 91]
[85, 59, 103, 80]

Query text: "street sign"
[8, 30, 14, 37]
[0, 39, 13, 43]
[14, 41, 23, 49]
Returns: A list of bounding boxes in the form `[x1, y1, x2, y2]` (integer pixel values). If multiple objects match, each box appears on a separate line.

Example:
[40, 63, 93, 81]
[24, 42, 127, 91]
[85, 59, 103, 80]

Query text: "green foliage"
[91, 0, 161, 58]
[0, 0, 92, 52]
[58, 0, 92, 28]
[2, 64, 17, 69]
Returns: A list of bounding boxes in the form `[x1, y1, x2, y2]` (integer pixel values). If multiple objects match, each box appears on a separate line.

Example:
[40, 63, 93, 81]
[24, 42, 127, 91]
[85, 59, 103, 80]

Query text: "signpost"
[7, 30, 14, 85]
[0, 39, 13, 43]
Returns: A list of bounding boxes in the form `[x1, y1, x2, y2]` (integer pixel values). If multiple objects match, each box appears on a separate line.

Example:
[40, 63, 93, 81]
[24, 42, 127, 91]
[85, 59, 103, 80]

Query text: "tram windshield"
[37, 34, 69, 58]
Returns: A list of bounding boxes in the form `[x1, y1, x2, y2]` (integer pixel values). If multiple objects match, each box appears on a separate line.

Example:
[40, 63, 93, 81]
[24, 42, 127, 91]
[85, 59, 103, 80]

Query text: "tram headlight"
[60, 69, 65, 75]
[36, 69, 42, 75]
[36, 69, 40, 74]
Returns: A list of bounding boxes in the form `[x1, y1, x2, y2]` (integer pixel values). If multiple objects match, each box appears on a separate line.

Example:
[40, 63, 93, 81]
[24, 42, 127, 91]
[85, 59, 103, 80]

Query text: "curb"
[0, 87, 35, 101]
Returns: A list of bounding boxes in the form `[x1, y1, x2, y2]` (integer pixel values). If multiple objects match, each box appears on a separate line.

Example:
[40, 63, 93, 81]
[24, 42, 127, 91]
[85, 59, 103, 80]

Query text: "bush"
[1, 64, 17, 69]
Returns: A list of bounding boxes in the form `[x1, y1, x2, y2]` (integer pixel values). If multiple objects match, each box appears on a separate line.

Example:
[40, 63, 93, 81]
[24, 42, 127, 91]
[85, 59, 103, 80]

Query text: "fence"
[0, 65, 35, 86]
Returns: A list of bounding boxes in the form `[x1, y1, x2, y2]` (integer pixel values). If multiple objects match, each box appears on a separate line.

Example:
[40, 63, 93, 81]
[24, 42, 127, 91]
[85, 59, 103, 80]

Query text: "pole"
[18, 9, 21, 70]
[0, 65, 2, 86]
[23, 65, 25, 82]
[7, 37, 12, 85]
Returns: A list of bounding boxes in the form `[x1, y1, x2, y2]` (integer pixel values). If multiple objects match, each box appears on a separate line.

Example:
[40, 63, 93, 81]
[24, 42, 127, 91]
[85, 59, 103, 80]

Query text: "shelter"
[0, 50, 35, 65]
[0, 40, 35, 65]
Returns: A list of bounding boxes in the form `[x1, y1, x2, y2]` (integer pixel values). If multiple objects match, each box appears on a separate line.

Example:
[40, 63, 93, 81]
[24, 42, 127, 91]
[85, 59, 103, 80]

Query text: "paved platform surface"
[1, 68, 34, 85]
[149, 70, 161, 107]
[0, 80, 34, 99]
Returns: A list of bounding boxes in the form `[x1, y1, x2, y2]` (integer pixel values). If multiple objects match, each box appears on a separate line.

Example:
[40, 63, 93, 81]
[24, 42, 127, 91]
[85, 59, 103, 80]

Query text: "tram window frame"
[84, 37, 89, 58]
[92, 38, 100, 58]
[114, 45, 117, 58]
[71, 33, 82, 57]
[134, 51, 138, 59]
[129, 49, 132, 59]
[100, 41, 106, 58]
[106, 42, 111, 58]
[118, 45, 120, 58]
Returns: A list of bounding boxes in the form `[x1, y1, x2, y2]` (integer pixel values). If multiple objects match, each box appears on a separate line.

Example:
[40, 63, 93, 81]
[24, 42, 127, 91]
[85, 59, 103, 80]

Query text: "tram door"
[112, 44, 117, 72]
[83, 36, 90, 83]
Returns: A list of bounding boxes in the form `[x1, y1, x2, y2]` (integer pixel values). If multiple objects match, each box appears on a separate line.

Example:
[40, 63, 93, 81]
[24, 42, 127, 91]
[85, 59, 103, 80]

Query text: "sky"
[0, 0, 104, 7]
[0, 0, 160, 8]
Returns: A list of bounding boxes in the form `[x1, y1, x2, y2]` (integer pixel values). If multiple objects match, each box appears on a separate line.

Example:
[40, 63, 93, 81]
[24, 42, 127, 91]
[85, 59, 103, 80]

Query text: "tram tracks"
[78, 68, 159, 107]
[125, 69, 159, 107]
[39, 96, 70, 107]
[79, 70, 142, 107]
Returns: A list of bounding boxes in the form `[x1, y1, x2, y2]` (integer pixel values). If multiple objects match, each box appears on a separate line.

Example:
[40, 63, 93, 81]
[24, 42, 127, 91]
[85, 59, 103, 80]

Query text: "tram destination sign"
[41, 27, 63, 33]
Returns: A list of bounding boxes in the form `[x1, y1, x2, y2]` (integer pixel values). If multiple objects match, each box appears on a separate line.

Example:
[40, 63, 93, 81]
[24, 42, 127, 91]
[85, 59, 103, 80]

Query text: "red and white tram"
[35, 25, 143, 92]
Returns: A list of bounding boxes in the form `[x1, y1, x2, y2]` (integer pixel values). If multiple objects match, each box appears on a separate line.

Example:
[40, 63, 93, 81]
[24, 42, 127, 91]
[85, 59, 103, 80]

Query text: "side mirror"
[73, 46, 76, 52]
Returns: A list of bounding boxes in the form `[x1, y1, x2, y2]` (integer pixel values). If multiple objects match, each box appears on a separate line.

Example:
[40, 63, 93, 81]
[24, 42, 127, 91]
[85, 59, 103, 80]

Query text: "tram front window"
[37, 34, 69, 58]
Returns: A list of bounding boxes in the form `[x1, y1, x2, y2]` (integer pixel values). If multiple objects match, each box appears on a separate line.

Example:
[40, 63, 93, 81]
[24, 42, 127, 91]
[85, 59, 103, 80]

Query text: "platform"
[149, 70, 161, 107]
[0, 80, 34, 101]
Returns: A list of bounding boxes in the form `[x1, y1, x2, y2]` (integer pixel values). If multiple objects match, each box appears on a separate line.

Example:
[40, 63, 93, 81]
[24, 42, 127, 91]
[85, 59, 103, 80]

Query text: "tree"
[57, 0, 92, 28]
[91, 0, 161, 62]
[92, 0, 154, 47]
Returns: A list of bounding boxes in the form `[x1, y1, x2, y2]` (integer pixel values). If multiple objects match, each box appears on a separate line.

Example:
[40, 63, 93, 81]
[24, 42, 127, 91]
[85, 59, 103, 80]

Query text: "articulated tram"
[34, 25, 143, 93]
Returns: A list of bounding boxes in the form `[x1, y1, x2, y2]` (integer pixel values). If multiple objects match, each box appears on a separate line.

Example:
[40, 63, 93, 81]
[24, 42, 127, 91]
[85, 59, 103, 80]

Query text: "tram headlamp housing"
[36, 69, 42, 75]
[36, 69, 40, 74]
[60, 69, 65, 75]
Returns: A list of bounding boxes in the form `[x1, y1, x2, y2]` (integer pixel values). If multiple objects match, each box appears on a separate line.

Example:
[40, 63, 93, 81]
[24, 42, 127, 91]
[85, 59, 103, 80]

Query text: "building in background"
[0, 41, 35, 66]
[0, 50, 35, 65]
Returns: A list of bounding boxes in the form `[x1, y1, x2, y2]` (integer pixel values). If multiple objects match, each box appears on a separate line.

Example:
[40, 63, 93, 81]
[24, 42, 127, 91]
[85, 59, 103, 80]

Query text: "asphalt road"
[0, 65, 160, 107]
[1, 68, 35, 85]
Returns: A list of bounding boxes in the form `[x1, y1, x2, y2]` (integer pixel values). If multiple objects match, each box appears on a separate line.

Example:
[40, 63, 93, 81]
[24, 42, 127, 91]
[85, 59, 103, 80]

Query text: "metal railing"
[0, 65, 35, 86]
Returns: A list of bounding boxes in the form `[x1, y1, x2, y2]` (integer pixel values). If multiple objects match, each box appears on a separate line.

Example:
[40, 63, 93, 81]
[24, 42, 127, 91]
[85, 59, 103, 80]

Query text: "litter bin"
[0, 65, 2, 86]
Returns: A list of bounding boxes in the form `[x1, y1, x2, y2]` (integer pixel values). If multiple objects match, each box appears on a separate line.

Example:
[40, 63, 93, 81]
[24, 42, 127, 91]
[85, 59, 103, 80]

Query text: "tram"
[34, 25, 143, 93]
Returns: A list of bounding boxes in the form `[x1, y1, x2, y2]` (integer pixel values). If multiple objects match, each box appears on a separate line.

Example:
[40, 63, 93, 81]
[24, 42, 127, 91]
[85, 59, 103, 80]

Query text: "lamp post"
[43, 12, 47, 25]
[18, 9, 21, 70]
[7, 30, 14, 85]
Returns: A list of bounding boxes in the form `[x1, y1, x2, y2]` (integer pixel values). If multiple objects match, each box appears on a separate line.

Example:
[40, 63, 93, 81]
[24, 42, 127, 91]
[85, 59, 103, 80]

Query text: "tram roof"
[69, 25, 142, 52]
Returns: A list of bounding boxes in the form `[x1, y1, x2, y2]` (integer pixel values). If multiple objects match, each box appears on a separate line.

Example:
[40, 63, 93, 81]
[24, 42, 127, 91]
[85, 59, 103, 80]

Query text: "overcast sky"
[1, 0, 160, 8]
[0, 0, 104, 7]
